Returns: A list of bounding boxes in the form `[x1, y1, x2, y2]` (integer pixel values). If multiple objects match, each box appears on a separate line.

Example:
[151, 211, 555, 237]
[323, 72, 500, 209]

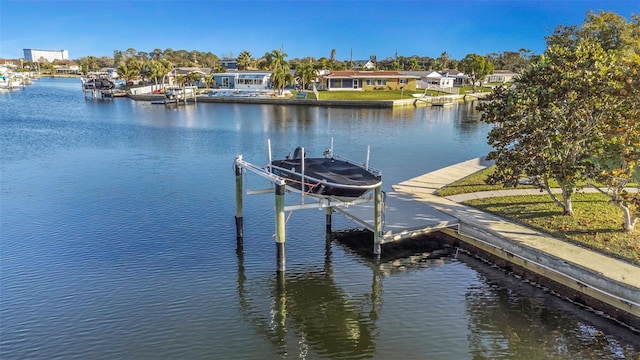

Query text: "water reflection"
[237, 244, 380, 359]
[454, 101, 484, 135]
[462, 254, 640, 360]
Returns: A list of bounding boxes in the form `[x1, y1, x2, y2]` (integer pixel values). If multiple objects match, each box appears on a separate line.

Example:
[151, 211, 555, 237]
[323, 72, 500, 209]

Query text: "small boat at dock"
[101, 89, 127, 98]
[81, 77, 115, 90]
[269, 146, 382, 201]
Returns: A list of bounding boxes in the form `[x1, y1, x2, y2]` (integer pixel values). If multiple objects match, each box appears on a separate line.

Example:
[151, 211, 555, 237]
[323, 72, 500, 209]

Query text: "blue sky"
[1, 0, 637, 61]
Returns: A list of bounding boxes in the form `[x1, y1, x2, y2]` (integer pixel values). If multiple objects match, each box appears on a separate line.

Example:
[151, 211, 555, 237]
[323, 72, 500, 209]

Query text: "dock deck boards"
[334, 191, 458, 243]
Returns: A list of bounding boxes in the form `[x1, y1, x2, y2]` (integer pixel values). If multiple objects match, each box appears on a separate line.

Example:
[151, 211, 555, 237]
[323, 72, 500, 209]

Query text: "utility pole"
[350, 48, 353, 70]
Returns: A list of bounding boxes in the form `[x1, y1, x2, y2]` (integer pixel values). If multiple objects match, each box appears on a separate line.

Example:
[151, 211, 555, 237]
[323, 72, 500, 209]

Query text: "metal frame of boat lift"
[233, 140, 384, 272]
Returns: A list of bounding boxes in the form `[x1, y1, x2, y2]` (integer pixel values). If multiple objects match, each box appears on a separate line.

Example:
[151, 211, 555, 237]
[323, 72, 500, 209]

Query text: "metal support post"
[373, 185, 382, 256]
[325, 206, 332, 248]
[234, 160, 244, 250]
[275, 183, 286, 272]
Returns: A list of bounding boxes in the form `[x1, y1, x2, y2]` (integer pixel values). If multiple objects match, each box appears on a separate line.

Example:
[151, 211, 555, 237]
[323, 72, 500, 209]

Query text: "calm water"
[1, 78, 638, 359]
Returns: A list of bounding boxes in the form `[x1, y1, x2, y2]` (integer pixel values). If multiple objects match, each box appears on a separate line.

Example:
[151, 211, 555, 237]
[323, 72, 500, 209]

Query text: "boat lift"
[233, 140, 384, 272]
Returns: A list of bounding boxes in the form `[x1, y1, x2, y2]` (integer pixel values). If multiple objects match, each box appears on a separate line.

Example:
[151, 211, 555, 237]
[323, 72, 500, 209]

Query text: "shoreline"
[126, 92, 483, 108]
[393, 157, 640, 331]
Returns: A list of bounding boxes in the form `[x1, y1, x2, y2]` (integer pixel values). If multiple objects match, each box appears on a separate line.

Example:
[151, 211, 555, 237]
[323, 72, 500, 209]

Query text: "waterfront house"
[54, 64, 80, 75]
[423, 71, 456, 89]
[210, 70, 272, 90]
[168, 67, 212, 86]
[321, 71, 419, 91]
[485, 69, 518, 83]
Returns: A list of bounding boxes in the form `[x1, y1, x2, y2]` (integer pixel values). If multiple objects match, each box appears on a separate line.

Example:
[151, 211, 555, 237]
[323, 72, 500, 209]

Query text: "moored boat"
[82, 77, 115, 90]
[269, 146, 381, 201]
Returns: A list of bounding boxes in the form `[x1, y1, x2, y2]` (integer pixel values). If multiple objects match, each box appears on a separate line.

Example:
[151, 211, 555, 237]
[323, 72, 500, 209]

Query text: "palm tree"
[294, 60, 317, 90]
[204, 75, 215, 89]
[175, 75, 188, 87]
[237, 50, 253, 70]
[117, 64, 137, 83]
[79, 56, 100, 74]
[270, 68, 294, 95]
[140, 63, 154, 84]
[408, 57, 420, 71]
[142, 60, 165, 85]
[259, 49, 287, 71]
[113, 50, 125, 67]
[187, 71, 202, 86]
[158, 59, 173, 85]
[330, 49, 336, 70]
[124, 57, 142, 80]
[438, 51, 450, 69]
[262, 49, 292, 94]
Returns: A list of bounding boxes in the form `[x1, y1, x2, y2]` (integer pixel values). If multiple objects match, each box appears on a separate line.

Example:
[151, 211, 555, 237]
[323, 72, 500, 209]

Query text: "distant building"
[220, 57, 237, 69]
[210, 70, 272, 90]
[54, 64, 80, 74]
[23, 49, 69, 63]
[321, 71, 418, 91]
[353, 60, 376, 70]
[485, 70, 519, 83]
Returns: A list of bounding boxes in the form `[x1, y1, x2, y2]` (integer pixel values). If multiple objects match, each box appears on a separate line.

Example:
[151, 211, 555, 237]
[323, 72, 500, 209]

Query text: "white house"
[485, 70, 518, 83]
[211, 70, 272, 90]
[235, 72, 271, 90]
[353, 60, 376, 70]
[424, 71, 455, 88]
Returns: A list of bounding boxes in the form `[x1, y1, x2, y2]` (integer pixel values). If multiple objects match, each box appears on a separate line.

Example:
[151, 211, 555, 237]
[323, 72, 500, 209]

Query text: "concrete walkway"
[392, 157, 640, 321]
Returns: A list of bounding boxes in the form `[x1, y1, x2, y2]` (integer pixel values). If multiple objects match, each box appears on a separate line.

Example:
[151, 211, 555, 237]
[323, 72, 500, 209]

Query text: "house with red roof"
[320, 71, 419, 91]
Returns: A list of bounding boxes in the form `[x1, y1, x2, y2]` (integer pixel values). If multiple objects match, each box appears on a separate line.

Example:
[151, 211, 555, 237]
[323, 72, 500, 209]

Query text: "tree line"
[15, 45, 533, 86]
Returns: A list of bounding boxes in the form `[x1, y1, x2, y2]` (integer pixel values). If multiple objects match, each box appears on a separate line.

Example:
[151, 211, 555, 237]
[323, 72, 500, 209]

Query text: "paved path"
[446, 187, 639, 203]
[392, 157, 640, 303]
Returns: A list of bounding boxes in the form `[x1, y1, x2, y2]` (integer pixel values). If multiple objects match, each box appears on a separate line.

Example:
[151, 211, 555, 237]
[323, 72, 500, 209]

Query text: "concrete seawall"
[126, 93, 483, 108]
[394, 157, 640, 330]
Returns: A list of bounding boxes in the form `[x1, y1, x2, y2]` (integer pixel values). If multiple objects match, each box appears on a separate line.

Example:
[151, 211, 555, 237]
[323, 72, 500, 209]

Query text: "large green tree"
[117, 56, 142, 82]
[78, 56, 100, 74]
[583, 13, 640, 231]
[479, 40, 616, 215]
[479, 11, 639, 225]
[458, 53, 494, 90]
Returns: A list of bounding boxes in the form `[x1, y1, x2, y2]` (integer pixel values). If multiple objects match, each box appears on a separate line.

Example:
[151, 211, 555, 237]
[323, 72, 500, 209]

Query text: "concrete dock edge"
[394, 157, 640, 330]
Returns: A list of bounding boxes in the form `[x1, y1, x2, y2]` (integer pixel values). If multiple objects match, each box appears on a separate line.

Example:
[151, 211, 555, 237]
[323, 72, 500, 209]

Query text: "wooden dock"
[333, 191, 458, 243]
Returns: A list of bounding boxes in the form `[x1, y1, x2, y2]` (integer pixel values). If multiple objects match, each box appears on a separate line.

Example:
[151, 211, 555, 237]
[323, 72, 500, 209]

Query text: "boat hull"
[270, 157, 381, 201]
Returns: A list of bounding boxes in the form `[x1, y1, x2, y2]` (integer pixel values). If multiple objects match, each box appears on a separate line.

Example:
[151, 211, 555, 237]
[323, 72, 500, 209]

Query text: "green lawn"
[438, 166, 639, 264]
[436, 165, 636, 197]
[436, 166, 540, 196]
[465, 193, 640, 264]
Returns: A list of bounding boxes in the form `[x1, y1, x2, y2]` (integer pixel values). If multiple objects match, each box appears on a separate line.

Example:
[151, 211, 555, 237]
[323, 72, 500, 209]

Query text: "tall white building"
[23, 49, 69, 63]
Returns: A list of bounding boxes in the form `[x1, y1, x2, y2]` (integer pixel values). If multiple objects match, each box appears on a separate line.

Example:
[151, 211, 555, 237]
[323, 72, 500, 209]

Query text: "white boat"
[165, 86, 196, 100]
[82, 77, 115, 90]
[0, 75, 23, 90]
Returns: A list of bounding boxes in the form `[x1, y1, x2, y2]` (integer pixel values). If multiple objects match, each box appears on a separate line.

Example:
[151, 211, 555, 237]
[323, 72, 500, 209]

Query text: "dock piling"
[326, 206, 333, 247]
[234, 160, 244, 249]
[373, 186, 382, 256]
[275, 183, 286, 272]
[325, 207, 332, 233]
